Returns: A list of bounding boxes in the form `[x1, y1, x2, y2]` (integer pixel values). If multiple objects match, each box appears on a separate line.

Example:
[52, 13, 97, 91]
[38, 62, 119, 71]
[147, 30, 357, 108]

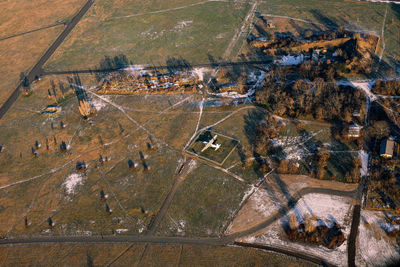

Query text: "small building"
[348, 124, 362, 138]
[380, 138, 395, 159]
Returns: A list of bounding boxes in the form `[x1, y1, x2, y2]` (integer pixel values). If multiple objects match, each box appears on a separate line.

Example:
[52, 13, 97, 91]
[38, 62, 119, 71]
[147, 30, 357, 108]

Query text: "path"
[379, 4, 389, 62]
[223, 0, 259, 59]
[0, 0, 95, 121]
[0, 23, 64, 42]
[146, 159, 198, 235]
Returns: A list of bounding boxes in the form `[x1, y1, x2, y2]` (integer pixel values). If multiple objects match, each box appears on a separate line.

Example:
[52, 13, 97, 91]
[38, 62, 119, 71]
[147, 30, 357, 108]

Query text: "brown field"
[0, 27, 62, 106]
[0, 0, 85, 38]
[0, 0, 86, 106]
[0, 243, 317, 266]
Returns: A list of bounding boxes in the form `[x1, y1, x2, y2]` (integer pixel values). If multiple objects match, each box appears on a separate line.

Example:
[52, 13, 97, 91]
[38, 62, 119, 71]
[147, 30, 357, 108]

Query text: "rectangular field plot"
[186, 130, 238, 166]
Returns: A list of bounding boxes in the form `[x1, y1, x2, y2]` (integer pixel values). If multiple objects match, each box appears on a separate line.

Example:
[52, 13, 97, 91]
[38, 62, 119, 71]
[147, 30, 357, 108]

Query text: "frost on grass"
[63, 173, 85, 195]
[277, 54, 305, 66]
[91, 98, 107, 111]
[272, 129, 324, 161]
[226, 186, 283, 234]
[356, 210, 400, 267]
[359, 150, 369, 177]
[241, 193, 353, 267]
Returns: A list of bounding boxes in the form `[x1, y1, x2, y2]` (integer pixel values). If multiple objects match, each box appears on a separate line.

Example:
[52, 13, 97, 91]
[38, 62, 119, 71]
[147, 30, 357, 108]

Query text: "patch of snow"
[192, 67, 208, 82]
[252, 188, 282, 218]
[242, 193, 353, 267]
[277, 54, 305, 66]
[116, 229, 129, 234]
[76, 230, 92, 236]
[174, 20, 193, 31]
[63, 173, 85, 195]
[239, 185, 257, 207]
[339, 80, 377, 101]
[91, 98, 107, 111]
[356, 210, 400, 266]
[359, 150, 369, 177]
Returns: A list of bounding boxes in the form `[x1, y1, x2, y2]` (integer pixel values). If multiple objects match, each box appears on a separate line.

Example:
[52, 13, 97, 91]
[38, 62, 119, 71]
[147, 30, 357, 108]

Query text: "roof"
[380, 139, 395, 156]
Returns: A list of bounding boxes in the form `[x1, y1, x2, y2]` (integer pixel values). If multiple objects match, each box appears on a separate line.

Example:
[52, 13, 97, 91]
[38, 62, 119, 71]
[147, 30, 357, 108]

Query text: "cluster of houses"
[97, 71, 200, 95]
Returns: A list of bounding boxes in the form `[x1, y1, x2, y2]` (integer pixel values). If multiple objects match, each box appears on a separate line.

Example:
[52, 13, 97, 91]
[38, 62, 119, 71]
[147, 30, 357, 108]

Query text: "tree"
[304, 30, 313, 39]
[277, 159, 289, 174]
[237, 72, 248, 94]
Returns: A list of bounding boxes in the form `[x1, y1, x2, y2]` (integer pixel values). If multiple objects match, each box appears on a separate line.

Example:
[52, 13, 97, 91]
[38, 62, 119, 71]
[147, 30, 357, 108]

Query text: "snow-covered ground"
[192, 67, 208, 82]
[356, 210, 400, 266]
[63, 173, 85, 195]
[91, 97, 108, 111]
[213, 71, 265, 99]
[358, 0, 400, 4]
[272, 129, 325, 161]
[241, 193, 353, 266]
[276, 54, 305, 66]
[226, 186, 283, 234]
[359, 150, 369, 177]
[338, 80, 377, 101]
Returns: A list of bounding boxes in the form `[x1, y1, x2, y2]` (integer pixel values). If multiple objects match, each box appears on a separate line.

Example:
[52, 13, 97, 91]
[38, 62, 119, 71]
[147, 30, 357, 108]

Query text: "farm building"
[348, 124, 362, 138]
[380, 138, 395, 159]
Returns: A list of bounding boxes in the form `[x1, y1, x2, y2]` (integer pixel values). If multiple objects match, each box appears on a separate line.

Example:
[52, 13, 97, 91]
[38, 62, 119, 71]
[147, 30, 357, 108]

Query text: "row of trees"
[255, 77, 366, 123]
[373, 79, 400, 96]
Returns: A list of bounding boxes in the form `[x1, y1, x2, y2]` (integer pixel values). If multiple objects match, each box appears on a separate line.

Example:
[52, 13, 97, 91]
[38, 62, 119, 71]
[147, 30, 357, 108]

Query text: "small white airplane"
[201, 135, 221, 152]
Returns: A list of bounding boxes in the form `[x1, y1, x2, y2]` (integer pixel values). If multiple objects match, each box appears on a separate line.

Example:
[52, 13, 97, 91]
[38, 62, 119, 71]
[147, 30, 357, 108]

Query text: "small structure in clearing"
[380, 138, 396, 159]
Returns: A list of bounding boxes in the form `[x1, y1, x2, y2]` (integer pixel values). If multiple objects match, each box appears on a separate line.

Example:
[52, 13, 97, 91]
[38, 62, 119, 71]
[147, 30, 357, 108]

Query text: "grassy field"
[0, 0, 84, 38]
[0, 242, 317, 266]
[0, 0, 86, 106]
[0, 74, 201, 236]
[44, 0, 252, 70]
[256, 0, 400, 66]
[156, 163, 248, 237]
[0, 27, 63, 106]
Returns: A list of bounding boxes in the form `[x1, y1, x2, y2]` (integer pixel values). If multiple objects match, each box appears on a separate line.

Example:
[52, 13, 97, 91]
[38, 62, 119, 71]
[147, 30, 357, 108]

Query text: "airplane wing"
[201, 135, 218, 153]
[201, 139, 213, 152]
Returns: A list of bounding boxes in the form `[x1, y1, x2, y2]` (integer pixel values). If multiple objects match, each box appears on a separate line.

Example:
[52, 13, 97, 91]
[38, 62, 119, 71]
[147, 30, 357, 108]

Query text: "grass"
[0, 242, 317, 266]
[156, 163, 248, 237]
[0, 0, 87, 106]
[0, 0, 85, 38]
[0, 27, 63, 106]
[44, 1, 252, 70]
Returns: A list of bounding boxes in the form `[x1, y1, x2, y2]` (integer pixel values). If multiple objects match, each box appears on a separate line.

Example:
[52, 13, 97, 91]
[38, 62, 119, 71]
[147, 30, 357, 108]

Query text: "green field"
[44, 0, 252, 71]
[156, 163, 248, 237]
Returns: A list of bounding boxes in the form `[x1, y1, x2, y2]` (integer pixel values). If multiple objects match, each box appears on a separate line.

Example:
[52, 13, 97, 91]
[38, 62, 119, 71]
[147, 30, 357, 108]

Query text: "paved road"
[348, 205, 361, 267]
[235, 242, 335, 267]
[0, 0, 95, 121]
